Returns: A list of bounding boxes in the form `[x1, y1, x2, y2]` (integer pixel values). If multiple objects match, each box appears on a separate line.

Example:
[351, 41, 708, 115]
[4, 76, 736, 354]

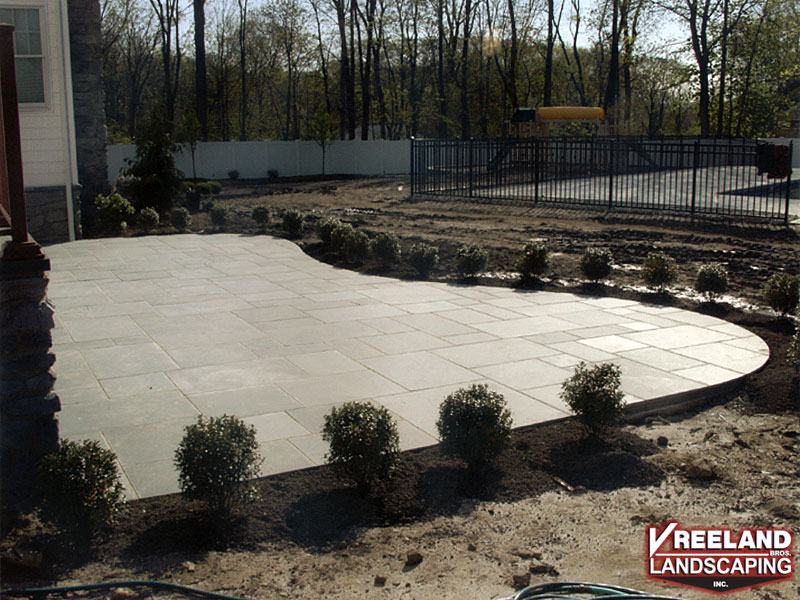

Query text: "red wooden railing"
[0, 23, 44, 261]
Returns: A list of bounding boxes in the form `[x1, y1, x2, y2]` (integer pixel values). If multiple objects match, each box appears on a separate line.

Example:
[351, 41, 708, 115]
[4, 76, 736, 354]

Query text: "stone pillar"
[0, 258, 61, 509]
[68, 0, 109, 236]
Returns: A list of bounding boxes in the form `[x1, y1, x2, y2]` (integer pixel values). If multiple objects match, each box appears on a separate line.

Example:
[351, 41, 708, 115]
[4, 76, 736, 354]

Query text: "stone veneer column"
[68, 0, 109, 235]
[0, 258, 60, 508]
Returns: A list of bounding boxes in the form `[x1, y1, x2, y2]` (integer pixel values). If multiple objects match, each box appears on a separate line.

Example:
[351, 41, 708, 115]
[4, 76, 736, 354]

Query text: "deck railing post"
[0, 24, 45, 261]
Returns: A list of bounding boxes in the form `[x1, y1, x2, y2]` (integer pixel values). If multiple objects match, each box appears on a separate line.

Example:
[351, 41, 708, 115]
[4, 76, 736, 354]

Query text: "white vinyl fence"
[107, 140, 411, 183]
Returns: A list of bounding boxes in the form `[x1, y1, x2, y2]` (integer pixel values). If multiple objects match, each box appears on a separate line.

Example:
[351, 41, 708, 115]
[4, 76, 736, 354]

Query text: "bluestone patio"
[46, 234, 769, 499]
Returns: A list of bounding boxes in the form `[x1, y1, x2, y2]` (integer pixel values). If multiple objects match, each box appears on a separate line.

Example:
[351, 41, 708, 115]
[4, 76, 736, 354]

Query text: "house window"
[0, 7, 45, 104]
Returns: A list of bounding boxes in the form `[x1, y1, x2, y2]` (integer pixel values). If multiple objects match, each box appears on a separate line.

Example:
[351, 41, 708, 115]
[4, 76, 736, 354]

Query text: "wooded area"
[100, 0, 800, 142]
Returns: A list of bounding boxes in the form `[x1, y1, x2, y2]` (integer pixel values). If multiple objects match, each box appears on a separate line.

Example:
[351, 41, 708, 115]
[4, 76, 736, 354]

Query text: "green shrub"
[330, 222, 356, 252]
[516, 240, 550, 280]
[94, 193, 135, 234]
[195, 181, 223, 195]
[581, 248, 614, 283]
[343, 229, 370, 263]
[456, 244, 489, 279]
[317, 216, 343, 245]
[763, 273, 799, 317]
[408, 242, 439, 278]
[251, 205, 271, 227]
[170, 207, 191, 231]
[560, 362, 626, 435]
[174, 415, 263, 515]
[209, 204, 230, 227]
[38, 439, 125, 537]
[436, 384, 513, 473]
[282, 210, 304, 237]
[124, 117, 183, 214]
[641, 251, 678, 292]
[370, 232, 401, 268]
[322, 402, 400, 494]
[694, 264, 728, 301]
[137, 207, 160, 231]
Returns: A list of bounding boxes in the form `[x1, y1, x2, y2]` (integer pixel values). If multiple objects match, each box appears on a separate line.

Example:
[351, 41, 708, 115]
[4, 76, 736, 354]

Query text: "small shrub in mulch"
[38, 439, 125, 539]
[580, 247, 614, 283]
[560, 362, 626, 436]
[763, 273, 799, 317]
[322, 401, 400, 496]
[456, 244, 488, 279]
[641, 251, 678, 292]
[516, 240, 550, 281]
[437, 384, 513, 475]
[174, 415, 263, 517]
[370, 232, 401, 268]
[695, 263, 728, 302]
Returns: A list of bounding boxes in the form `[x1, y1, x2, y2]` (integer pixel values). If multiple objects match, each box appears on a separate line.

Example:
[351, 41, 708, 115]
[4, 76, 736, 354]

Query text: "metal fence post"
[468, 138, 474, 198]
[786, 140, 793, 226]
[534, 138, 540, 203]
[608, 138, 615, 209]
[691, 140, 699, 216]
[410, 137, 415, 194]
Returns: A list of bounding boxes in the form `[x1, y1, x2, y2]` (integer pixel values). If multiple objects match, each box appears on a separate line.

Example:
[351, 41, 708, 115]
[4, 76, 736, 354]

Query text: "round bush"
[436, 384, 513, 473]
[209, 204, 230, 227]
[330, 222, 356, 253]
[343, 229, 370, 263]
[38, 439, 125, 536]
[282, 210, 304, 237]
[94, 193, 135, 234]
[251, 205, 271, 227]
[317, 216, 343, 245]
[322, 401, 400, 493]
[408, 242, 439, 278]
[763, 273, 799, 316]
[641, 251, 678, 291]
[137, 207, 160, 231]
[174, 415, 263, 515]
[456, 244, 488, 279]
[170, 207, 191, 231]
[560, 362, 626, 435]
[581, 248, 614, 283]
[694, 263, 728, 301]
[370, 232, 401, 268]
[516, 240, 549, 280]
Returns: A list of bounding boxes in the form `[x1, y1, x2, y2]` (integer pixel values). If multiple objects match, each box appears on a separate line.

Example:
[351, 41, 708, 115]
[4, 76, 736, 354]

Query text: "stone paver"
[45, 234, 769, 500]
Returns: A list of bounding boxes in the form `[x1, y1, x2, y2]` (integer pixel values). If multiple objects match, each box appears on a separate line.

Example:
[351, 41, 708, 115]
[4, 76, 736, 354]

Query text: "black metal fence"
[411, 137, 794, 222]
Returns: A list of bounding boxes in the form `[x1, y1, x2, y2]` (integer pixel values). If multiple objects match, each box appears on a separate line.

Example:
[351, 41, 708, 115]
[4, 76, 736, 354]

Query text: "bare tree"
[148, 0, 182, 122]
[194, 0, 209, 139]
[237, 0, 249, 140]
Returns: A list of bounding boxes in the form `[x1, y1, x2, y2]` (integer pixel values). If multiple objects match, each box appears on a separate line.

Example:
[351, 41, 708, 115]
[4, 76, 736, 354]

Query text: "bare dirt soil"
[2, 177, 799, 600]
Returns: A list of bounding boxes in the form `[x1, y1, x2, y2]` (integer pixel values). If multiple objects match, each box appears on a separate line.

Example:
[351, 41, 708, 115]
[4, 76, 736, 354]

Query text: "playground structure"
[508, 106, 609, 138]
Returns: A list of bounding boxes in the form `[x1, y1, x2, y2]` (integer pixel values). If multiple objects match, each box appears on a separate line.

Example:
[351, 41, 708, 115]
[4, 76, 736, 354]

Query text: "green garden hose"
[1, 580, 684, 600]
[509, 582, 684, 600]
[0, 580, 254, 600]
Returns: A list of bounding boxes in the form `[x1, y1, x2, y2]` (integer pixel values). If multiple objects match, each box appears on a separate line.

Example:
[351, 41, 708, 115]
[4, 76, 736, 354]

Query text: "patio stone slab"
[45, 234, 769, 499]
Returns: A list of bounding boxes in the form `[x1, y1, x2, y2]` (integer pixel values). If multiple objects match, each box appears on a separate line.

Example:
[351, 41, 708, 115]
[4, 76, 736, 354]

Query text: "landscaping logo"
[645, 521, 794, 594]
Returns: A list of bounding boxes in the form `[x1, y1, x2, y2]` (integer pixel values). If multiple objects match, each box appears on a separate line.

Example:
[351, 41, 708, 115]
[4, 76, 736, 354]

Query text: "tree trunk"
[193, 0, 208, 140]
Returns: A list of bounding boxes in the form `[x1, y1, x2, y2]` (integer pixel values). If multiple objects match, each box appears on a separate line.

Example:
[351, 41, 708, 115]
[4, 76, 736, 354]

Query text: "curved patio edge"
[44, 234, 769, 499]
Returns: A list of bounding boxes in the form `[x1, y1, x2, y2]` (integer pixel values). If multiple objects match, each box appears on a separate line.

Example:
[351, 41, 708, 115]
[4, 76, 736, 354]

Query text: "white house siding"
[1, 0, 78, 242]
